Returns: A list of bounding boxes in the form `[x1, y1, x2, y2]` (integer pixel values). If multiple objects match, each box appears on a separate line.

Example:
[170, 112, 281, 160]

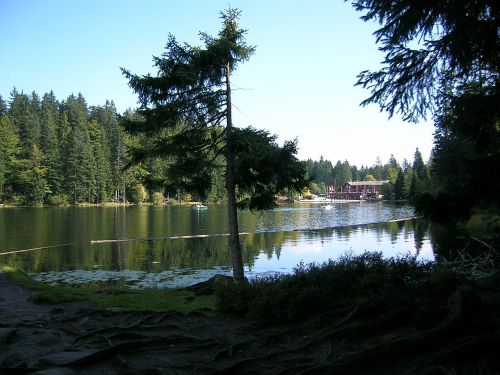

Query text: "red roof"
[348, 180, 390, 186]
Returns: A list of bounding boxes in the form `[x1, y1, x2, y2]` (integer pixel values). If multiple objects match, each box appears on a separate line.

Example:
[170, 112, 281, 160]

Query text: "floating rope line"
[0, 242, 76, 256]
[89, 217, 420, 244]
[90, 232, 253, 244]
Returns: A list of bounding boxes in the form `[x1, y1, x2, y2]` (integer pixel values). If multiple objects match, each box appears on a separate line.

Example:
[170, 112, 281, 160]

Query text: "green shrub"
[151, 191, 164, 205]
[131, 184, 148, 204]
[49, 194, 69, 206]
[216, 252, 464, 324]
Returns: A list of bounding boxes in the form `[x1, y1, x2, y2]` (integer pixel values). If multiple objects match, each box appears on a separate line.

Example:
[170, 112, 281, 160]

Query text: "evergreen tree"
[63, 95, 96, 203]
[122, 9, 307, 282]
[358, 165, 367, 181]
[90, 102, 125, 201]
[412, 148, 429, 181]
[0, 95, 7, 116]
[89, 120, 113, 202]
[17, 144, 49, 205]
[409, 171, 418, 201]
[408, 148, 430, 201]
[307, 156, 334, 187]
[29, 91, 42, 147]
[232, 127, 307, 209]
[331, 161, 343, 186]
[372, 156, 383, 180]
[206, 154, 226, 202]
[40, 91, 63, 198]
[388, 154, 399, 170]
[393, 169, 405, 200]
[341, 161, 353, 183]
[353, 0, 498, 122]
[384, 154, 400, 184]
[352, 0, 499, 221]
[402, 164, 413, 200]
[8, 91, 38, 157]
[57, 110, 72, 200]
[0, 115, 19, 202]
[351, 165, 360, 182]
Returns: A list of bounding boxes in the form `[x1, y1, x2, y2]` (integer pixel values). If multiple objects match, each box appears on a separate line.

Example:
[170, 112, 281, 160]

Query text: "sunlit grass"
[1, 265, 216, 313]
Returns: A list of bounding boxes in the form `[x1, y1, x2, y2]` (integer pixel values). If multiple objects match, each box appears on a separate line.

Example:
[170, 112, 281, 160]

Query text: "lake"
[0, 202, 435, 288]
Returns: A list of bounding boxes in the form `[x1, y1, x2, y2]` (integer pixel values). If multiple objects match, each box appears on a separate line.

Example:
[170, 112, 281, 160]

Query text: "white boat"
[192, 204, 208, 210]
[323, 204, 333, 210]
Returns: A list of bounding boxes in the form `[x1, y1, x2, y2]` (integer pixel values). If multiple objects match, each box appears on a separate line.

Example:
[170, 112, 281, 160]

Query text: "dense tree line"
[0, 88, 432, 206]
[0, 90, 233, 206]
[305, 149, 430, 201]
[0, 90, 129, 205]
[0, 88, 308, 208]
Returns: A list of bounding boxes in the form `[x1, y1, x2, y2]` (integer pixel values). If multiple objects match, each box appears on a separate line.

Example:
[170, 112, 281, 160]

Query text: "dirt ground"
[1, 272, 500, 375]
[0, 272, 255, 375]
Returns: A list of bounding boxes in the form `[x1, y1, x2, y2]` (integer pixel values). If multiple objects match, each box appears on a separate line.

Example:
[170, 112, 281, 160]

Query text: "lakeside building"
[328, 180, 390, 200]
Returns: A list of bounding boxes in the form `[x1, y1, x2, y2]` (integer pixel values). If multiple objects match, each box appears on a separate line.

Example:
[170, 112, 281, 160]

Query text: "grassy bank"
[4, 248, 498, 319]
[1, 266, 216, 313]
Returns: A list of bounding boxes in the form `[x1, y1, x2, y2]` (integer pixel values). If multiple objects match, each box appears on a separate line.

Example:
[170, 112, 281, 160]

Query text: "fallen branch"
[470, 236, 496, 252]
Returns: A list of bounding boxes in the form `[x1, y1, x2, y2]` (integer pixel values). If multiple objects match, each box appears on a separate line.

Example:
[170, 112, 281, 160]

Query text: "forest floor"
[1, 270, 500, 375]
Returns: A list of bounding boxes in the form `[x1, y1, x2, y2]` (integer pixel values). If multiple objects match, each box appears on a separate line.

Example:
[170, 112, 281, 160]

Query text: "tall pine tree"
[63, 94, 96, 203]
[122, 9, 307, 282]
[40, 91, 63, 198]
[0, 114, 19, 202]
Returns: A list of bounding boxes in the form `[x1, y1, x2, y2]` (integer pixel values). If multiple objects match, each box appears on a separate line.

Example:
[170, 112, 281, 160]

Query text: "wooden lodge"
[326, 180, 390, 201]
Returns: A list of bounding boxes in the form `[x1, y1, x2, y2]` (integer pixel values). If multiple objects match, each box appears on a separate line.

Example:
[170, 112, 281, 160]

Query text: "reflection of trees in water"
[300, 229, 334, 241]
[7, 219, 467, 273]
[330, 220, 414, 242]
[1, 205, 422, 273]
[413, 220, 430, 255]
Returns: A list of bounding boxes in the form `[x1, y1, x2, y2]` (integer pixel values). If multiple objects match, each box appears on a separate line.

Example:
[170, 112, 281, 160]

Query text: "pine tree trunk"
[225, 62, 245, 283]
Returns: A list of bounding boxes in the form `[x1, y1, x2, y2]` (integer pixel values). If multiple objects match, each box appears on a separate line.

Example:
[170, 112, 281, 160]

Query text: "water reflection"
[2, 204, 458, 287]
[1, 217, 437, 288]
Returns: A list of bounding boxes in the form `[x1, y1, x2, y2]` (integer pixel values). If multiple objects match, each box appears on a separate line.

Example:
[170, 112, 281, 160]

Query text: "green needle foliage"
[351, 0, 499, 222]
[122, 8, 307, 282]
[233, 127, 308, 211]
[121, 8, 308, 282]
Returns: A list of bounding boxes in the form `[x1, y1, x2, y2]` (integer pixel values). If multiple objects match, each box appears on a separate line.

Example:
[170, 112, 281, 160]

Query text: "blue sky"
[0, 0, 435, 166]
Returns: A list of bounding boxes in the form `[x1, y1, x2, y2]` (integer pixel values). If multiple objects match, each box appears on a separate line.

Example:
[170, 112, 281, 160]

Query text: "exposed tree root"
[186, 274, 235, 295]
[68, 335, 209, 367]
[207, 285, 488, 375]
[2, 272, 499, 375]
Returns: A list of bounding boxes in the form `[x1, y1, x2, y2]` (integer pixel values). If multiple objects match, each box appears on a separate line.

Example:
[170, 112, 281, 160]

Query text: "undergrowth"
[216, 252, 465, 323]
[1, 265, 215, 313]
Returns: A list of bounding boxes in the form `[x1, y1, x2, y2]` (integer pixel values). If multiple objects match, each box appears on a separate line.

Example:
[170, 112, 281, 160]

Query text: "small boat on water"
[192, 204, 208, 210]
[323, 203, 333, 210]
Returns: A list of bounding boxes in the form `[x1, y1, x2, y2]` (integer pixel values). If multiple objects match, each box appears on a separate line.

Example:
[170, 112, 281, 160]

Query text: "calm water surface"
[0, 203, 433, 287]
